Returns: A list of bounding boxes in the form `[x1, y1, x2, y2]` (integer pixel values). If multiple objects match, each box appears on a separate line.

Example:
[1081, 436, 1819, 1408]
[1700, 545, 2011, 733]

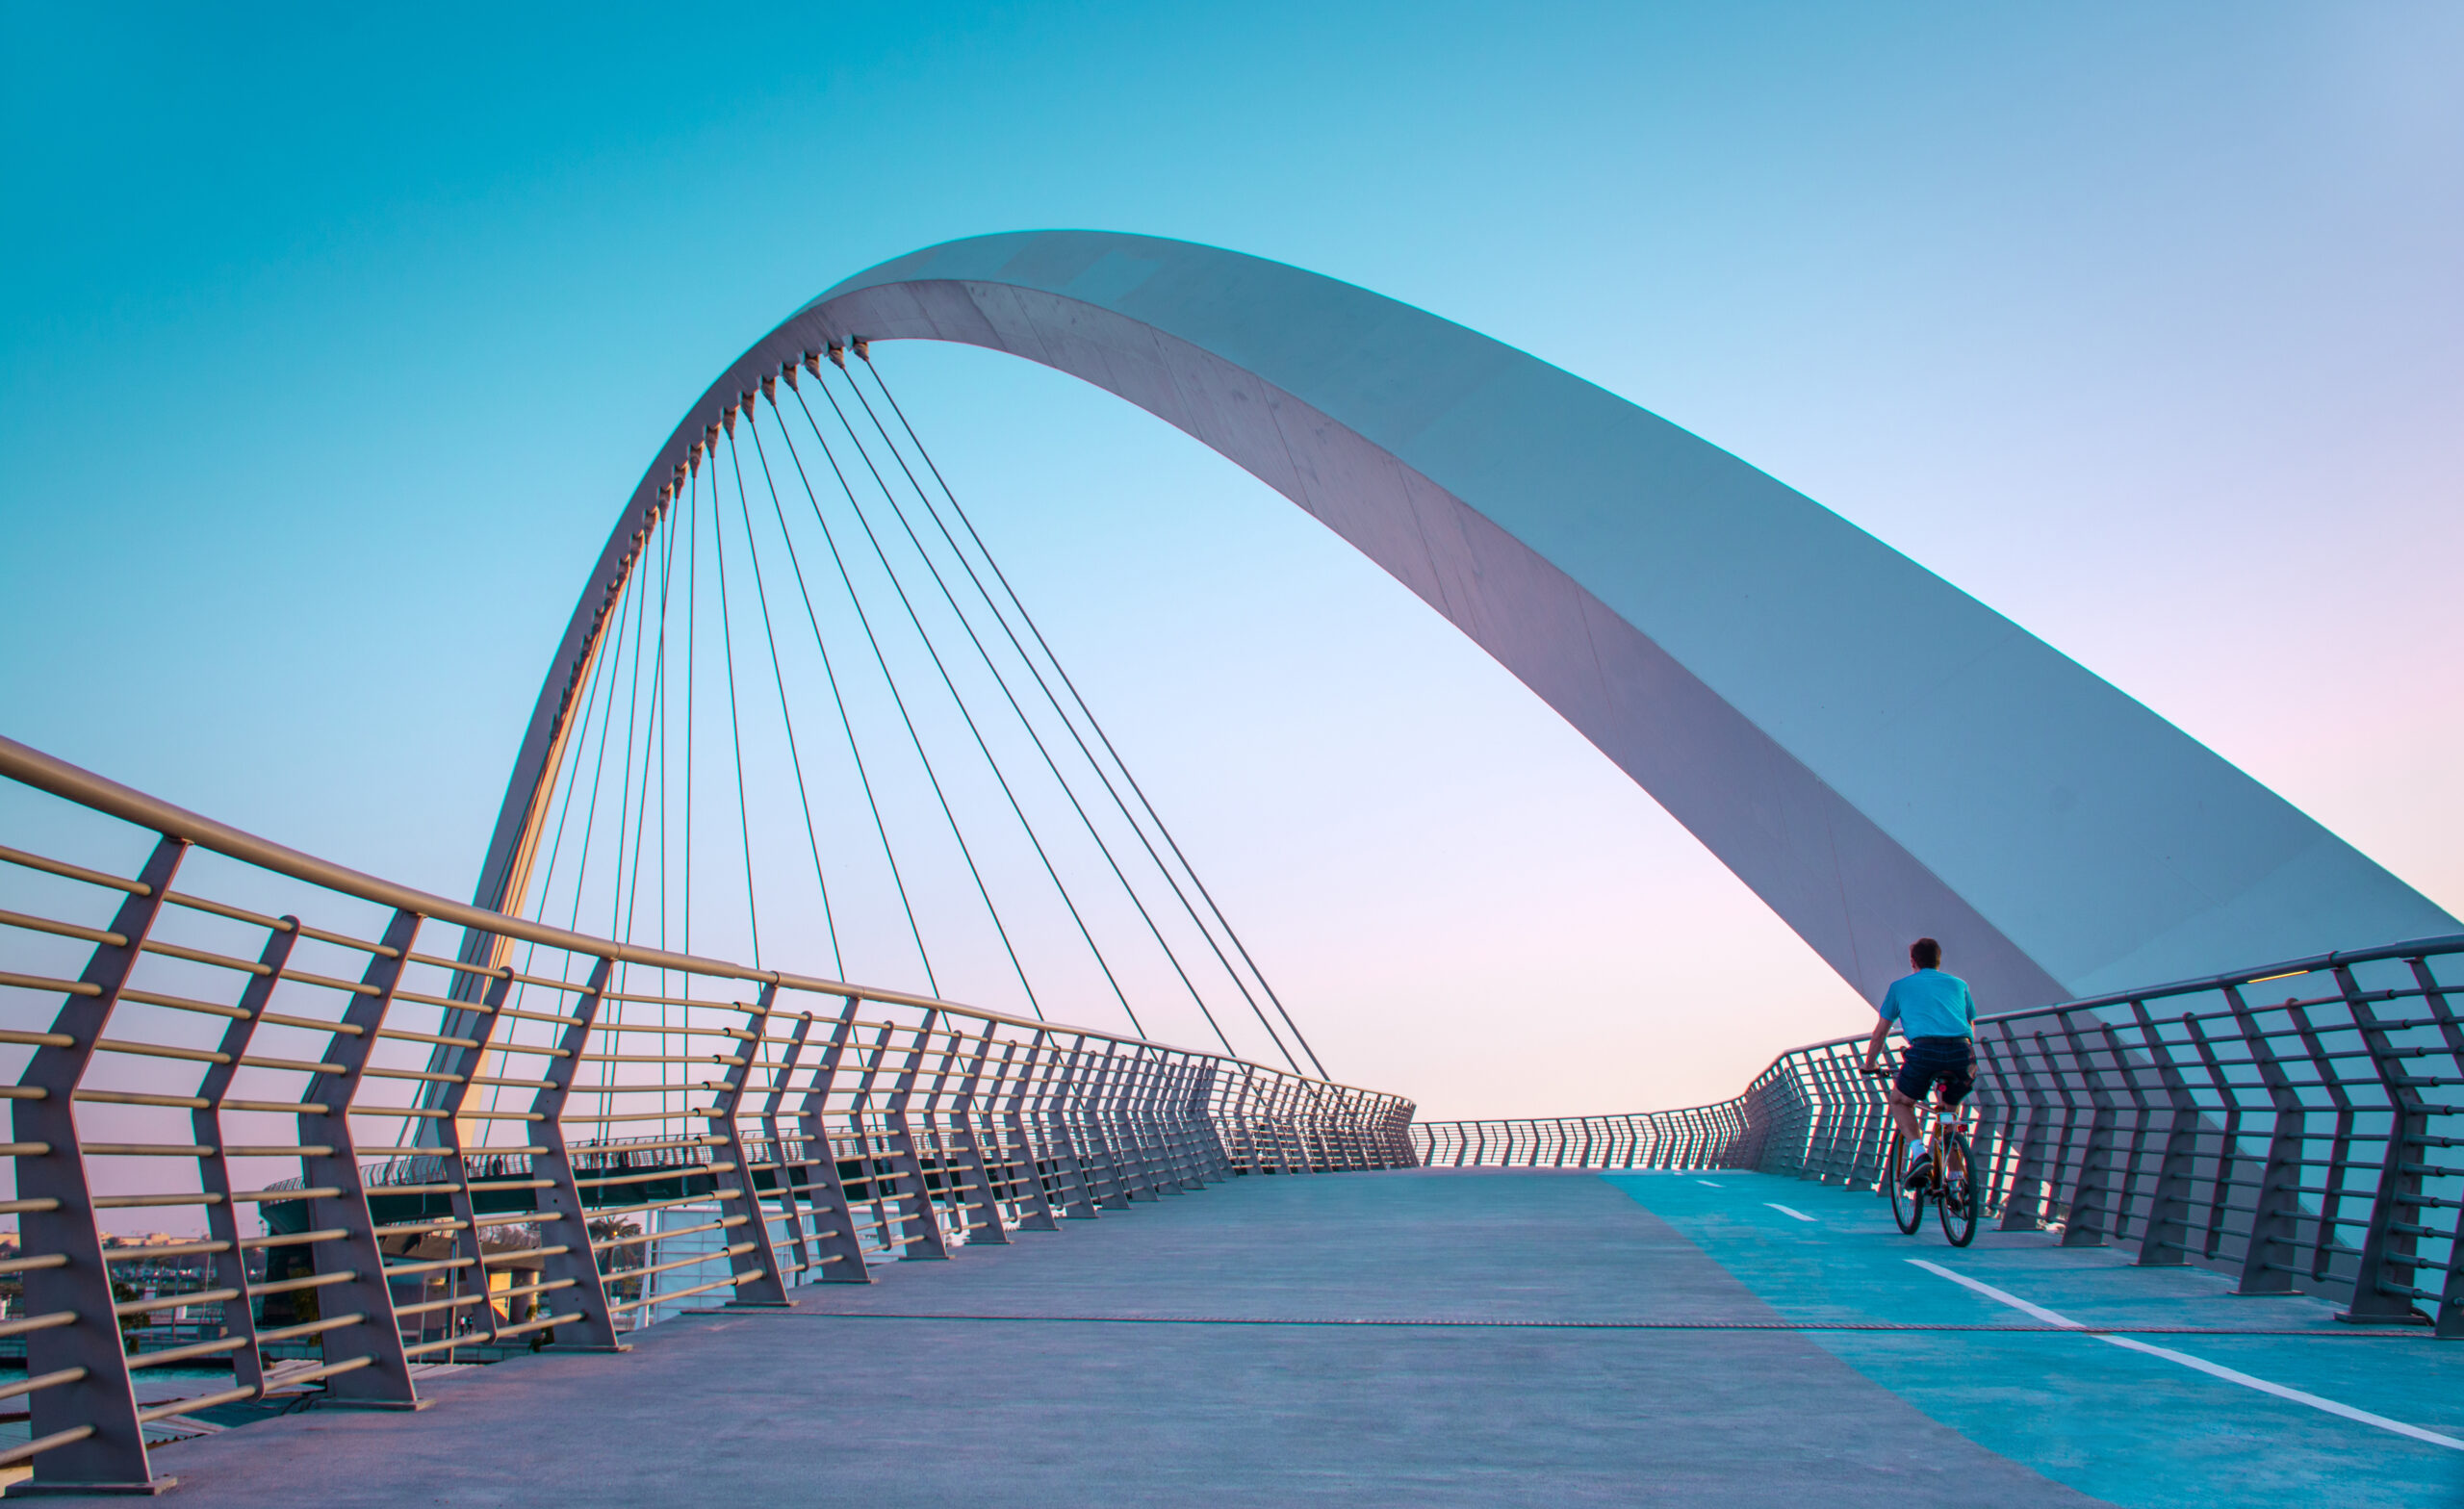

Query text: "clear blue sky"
[4, 3, 2457, 1117]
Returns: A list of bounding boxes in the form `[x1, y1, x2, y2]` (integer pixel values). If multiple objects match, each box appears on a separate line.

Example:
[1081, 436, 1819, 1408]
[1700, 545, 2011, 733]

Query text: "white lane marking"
[1696, 1180, 1723, 1188]
[1909, 1260, 2081, 1328]
[2097, 1337, 2464, 1451]
[1908, 1259, 2464, 1452]
[1764, 1203, 1816, 1222]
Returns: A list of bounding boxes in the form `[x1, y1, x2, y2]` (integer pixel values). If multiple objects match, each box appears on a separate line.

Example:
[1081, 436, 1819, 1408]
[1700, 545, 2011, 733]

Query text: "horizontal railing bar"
[0, 908, 126, 947]
[0, 1424, 96, 1468]
[0, 842, 150, 895]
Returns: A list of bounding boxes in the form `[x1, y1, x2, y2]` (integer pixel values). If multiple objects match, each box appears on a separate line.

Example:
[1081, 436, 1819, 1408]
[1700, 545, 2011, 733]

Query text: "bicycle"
[1864, 1069, 1978, 1247]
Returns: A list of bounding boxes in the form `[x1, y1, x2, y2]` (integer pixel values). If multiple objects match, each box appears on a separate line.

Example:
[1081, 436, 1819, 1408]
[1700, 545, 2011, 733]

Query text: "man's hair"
[1911, 937, 1941, 970]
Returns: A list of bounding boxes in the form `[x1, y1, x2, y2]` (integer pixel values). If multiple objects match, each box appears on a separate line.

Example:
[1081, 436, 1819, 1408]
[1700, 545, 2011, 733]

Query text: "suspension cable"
[677, 448, 706, 1121]
[602, 487, 661, 1071]
[783, 376, 1149, 1035]
[731, 406, 844, 977]
[828, 357, 1261, 1060]
[771, 384, 1051, 1021]
[857, 351, 1330, 1079]
[716, 422, 765, 968]
[749, 385, 941, 996]
[807, 363, 1219, 1054]
[551, 534, 642, 1123]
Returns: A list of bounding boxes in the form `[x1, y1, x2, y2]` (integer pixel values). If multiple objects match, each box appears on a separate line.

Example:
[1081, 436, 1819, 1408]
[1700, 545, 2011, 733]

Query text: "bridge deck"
[140, 1170, 2461, 1506]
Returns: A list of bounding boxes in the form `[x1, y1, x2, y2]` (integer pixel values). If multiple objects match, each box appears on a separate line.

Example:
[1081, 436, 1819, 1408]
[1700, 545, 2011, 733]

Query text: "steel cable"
[745, 387, 940, 997]
[855, 354, 1327, 1077]
[715, 426, 765, 969]
[823, 362, 1251, 1063]
[789, 374, 1153, 1040]
[770, 384, 1048, 1021]
[730, 415, 845, 978]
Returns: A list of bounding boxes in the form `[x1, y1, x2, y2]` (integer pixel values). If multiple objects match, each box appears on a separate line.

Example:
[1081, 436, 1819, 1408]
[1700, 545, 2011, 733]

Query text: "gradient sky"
[4, 3, 2458, 1119]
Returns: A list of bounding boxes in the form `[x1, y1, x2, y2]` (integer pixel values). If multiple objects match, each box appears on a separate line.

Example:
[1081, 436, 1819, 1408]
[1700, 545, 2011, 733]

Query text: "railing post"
[2402, 958, 2464, 1339]
[1981, 1030, 2040, 1233]
[2280, 980, 2366, 1293]
[712, 983, 795, 1304]
[1168, 1058, 1216, 1184]
[518, 956, 628, 1347]
[2334, 961, 2434, 1326]
[14, 836, 184, 1493]
[1288, 1077, 1320, 1172]
[785, 997, 875, 1281]
[1130, 1046, 1171, 1189]
[1037, 1036, 1101, 1215]
[1094, 1043, 1150, 1199]
[191, 917, 298, 1400]
[1827, 1050, 1867, 1184]
[2104, 1016, 2168, 1250]
[1799, 1053, 1848, 1184]
[882, 1014, 953, 1258]
[398, 945, 509, 1358]
[1103, 1045, 1146, 1191]
[2058, 1010, 2119, 1246]
[1219, 1062, 1253, 1174]
[1186, 1060, 1231, 1180]
[757, 1010, 829, 1279]
[1781, 1059, 1821, 1175]
[1969, 1027, 2020, 1220]
[1329, 1087, 1359, 1171]
[285, 908, 426, 1406]
[1073, 1042, 1119, 1197]
[1138, 1054, 1181, 1188]
[1073, 1042, 1132, 1206]
[2174, 1006, 2242, 1266]
[993, 1037, 1063, 1232]
[1255, 1074, 1289, 1175]
[2229, 985, 2310, 1296]
[1296, 1079, 1322, 1172]
[1297, 1079, 1328, 1172]
[2132, 1002, 2201, 1267]
[936, 1020, 1011, 1243]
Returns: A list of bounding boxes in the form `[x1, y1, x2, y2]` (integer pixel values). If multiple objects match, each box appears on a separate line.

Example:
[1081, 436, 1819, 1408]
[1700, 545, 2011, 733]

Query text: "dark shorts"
[1894, 1036, 1974, 1106]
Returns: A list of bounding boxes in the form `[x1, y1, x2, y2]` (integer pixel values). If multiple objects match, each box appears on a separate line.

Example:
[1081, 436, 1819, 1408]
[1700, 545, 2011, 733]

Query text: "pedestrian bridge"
[6, 227, 2461, 1502]
[130, 1169, 2464, 1507]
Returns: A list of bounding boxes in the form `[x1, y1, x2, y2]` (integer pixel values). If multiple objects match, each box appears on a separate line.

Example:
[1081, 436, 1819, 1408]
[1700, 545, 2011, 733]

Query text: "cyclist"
[1858, 937, 1977, 1188]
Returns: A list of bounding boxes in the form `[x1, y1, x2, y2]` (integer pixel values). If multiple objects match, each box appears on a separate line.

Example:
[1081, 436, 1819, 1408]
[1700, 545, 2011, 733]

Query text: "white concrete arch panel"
[479, 230, 2453, 1013]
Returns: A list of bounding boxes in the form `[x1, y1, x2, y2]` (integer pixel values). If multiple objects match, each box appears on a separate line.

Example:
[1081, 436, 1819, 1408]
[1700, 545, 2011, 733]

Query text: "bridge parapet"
[0, 736, 1414, 1493]
[1416, 936, 2464, 1339]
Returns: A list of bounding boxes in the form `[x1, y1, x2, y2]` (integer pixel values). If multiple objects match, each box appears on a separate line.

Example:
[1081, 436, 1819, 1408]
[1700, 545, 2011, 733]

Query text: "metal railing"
[0, 736, 1416, 1493]
[1410, 1105, 1750, 1171]
[1414, 937, 2464, 1338]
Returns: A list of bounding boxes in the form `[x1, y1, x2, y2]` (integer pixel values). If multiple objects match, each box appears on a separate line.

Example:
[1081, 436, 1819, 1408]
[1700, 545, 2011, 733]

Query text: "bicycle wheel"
[1935, 1128, 1977, 1247]
[1887, 1136, 1923, 1234]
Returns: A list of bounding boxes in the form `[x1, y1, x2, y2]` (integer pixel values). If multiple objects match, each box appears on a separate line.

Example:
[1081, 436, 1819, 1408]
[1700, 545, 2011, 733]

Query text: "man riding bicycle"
[1859, 937, 1977, 1188]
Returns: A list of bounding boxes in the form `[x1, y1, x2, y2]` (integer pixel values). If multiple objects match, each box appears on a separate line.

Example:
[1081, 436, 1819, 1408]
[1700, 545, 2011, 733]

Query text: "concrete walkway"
[128, 1170, 2460, 1505]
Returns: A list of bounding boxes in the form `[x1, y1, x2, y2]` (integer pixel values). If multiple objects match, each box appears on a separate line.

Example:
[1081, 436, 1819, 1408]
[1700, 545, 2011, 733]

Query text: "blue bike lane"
[1605, 1171, 2464, 1508]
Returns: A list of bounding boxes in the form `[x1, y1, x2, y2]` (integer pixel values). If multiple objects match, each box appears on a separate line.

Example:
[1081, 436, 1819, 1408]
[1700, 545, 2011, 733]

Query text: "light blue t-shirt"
[1878, 969, 1977, 1040]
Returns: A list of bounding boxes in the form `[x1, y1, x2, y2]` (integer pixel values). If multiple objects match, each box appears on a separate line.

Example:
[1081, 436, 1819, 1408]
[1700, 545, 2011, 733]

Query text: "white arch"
[475, 230, 2453, 1010]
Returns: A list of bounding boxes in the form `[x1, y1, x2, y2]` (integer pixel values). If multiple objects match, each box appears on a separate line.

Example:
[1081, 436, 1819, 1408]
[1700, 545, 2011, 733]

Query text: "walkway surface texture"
[137, 1170, 2462, 1506]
